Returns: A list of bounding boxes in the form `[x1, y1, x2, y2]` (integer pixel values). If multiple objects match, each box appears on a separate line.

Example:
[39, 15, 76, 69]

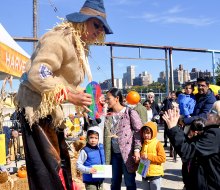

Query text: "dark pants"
[19, 112, 73, 190]
[164, 123, 168, 146]
[164, 123, 177, 160]
[111, 152, 136, 190]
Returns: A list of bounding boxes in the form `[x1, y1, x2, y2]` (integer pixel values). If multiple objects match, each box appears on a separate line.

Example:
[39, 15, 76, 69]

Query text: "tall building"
[122, 73, 128, 87]
[115, 78, 123, 89]
[189, 68, 211, 81]
[173, 64, 190, 84]
[127, 65, 135, 86]
[189, 68, 199, 80]
[100, 78, 123, 90]
[133, 71, 152, 86]
[122, 65, 135, 88]
[157, 71, 166, 83]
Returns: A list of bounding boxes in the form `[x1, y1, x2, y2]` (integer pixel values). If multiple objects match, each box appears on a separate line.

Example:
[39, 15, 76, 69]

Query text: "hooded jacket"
[141, 121, 166, 177]
[178, 93, 196, 117]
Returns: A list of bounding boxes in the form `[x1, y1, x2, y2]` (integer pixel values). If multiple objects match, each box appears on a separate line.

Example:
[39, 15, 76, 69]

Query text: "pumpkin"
[17, 165, 27, 178]
[126, 91, 140, 105]
[79, 136, 85, 140]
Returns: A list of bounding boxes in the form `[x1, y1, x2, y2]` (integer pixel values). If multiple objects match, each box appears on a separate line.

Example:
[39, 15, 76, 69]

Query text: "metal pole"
[169, 48, 174, 91]
[110, 46, 115, 87]
[33, 0, 38, 50]
[139, 47, 141, 58]
[165, 49, 169, 95]
[212, 51, 216, 84]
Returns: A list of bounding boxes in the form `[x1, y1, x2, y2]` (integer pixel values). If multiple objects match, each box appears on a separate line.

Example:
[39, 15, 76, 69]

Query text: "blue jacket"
[83, 143, 105, 183]
[183, 89, 216, 125]
[178, 93, 196, 117]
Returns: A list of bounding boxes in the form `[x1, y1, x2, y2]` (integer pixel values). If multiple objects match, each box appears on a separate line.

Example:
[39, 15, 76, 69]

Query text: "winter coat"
[161, 98, 176, 112]
[151, 101, 160, 115]
[184, 89, 216, 125]
[103, 107, 142, 173]
[168, 125, 220, 190]
[141, 122, 166, 177]
[177, 93, 196, 117]
[133, 102, 148, 124]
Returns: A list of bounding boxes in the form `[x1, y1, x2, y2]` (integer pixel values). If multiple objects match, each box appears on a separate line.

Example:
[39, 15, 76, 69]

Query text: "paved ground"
[5, 126, 184, 190]
[103, 126, 184, 190]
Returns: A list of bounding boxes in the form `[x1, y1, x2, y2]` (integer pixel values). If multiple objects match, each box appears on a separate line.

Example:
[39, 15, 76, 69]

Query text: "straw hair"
[53, 21, 105, 82]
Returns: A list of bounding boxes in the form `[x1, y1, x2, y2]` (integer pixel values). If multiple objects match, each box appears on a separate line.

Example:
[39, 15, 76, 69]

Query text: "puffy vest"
[83, 144, 105, 183]
[142, 138, 164, 177]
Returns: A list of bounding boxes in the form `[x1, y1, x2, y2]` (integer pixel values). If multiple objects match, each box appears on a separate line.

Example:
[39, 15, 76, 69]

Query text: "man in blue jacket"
[183, 77, 216, 125]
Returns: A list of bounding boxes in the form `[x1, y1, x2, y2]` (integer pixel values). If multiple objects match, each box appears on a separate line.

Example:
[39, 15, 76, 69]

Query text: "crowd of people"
[73, 76, 220, 190]
[1, 0, 220, 190]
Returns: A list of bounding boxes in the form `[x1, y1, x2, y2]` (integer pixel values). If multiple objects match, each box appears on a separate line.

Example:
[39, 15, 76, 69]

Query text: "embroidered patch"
[39, 64, 53, 79]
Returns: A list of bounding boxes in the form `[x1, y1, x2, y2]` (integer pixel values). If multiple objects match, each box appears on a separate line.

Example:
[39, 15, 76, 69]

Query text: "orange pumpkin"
[126, 91, 140, 105]
[17, 165, 27, 178]
[79, 136, 85, 140]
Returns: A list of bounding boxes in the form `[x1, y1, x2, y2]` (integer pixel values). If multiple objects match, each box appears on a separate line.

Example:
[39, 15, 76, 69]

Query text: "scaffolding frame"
[13, 37, 220, 94]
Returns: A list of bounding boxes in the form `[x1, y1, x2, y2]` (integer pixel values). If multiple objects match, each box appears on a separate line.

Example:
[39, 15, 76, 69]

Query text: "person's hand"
[11, 130, 19, 138]
[133, 151, 140, 163]
[140, 153, 148, 160]
[162, 108, 180, 129]
[99, 94, 106, 105]
[68, 92, 92, 112]
[89, 167, 97, 174]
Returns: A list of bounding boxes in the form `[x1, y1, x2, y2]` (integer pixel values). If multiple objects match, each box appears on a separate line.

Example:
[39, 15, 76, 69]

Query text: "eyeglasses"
[93, 22, 103, 30]
[209, 109, 218, 114]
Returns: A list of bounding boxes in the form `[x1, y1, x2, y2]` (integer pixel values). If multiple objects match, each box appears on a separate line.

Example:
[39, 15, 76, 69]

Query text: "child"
[178, 83, 196, 135]
[187, 117, 206, 138]
[76, 127, 105, 190]
[178, 82, 196, 118]
[140, 121, 166, 190]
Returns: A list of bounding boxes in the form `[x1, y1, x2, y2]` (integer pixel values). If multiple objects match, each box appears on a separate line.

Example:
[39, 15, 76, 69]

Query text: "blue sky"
[1, 0, 220, 90]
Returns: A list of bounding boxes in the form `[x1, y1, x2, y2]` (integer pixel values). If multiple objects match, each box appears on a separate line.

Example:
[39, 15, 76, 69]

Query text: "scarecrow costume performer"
[15, 0, 112, 190]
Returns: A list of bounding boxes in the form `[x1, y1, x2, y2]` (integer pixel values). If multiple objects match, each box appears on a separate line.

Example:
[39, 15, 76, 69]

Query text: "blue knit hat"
[66, 0, 113, 34]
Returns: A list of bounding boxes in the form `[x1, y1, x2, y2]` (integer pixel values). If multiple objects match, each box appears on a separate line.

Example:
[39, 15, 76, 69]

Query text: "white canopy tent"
[0, 23, 30, 80]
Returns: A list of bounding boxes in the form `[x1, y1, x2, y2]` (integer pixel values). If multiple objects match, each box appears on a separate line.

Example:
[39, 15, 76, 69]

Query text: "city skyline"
[100, 63, 213, 90]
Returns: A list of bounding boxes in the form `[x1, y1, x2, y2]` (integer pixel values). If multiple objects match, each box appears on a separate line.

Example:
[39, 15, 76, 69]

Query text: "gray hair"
[147, 92, 155, 98]
[210, 101, 220, 118]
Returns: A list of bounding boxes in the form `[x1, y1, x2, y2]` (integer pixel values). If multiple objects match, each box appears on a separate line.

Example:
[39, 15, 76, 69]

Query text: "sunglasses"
[93, 22, 103, 30]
